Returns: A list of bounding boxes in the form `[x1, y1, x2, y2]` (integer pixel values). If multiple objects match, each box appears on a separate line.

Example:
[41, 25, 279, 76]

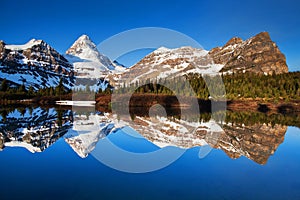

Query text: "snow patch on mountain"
[4, 141, 42, 153]
[118, 46, 222, 84]
[6, 39, 43, 51]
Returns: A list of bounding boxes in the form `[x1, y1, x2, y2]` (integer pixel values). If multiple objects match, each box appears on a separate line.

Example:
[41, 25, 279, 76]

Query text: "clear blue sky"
[1, 0, 299, 71]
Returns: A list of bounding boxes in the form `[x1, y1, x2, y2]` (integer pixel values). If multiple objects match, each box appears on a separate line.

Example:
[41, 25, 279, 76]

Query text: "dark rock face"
[0, 41, 6, 56]
[209, 32, 288, 75]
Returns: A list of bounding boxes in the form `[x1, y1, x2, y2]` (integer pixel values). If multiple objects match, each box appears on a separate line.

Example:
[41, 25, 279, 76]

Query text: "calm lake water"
[0, 105, 300, 200]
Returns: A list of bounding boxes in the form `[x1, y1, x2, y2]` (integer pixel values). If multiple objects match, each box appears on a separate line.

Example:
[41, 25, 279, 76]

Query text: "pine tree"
[55, 78, 64, 96]
[28, 86, 34, 95]
[1, 78, 8, 92]
[18, 84, 26, 93]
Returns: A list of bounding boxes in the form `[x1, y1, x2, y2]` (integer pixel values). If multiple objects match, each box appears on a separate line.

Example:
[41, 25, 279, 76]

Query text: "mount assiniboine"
[0, 32, 288, 90]
[65, 34, 125, 78]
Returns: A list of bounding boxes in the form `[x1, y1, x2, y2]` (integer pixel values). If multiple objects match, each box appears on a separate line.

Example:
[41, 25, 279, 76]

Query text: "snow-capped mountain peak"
[65, 35, 124, 78]
[153, 46, 170, 53]
[66, 35, 97, 53]
[66, 34, 106, 63]
[76, 34, 91, 42]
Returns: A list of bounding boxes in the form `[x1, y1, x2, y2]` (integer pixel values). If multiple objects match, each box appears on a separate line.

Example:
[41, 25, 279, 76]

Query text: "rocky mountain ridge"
[0, 32, 289, 90]
[0, 39, 74, 89]
[209, 32, 288, 74]
[117, 32, 288, 85]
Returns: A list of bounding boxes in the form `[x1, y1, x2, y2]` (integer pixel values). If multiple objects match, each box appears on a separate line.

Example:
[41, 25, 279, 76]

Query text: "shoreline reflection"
[0, 105, 296, 165]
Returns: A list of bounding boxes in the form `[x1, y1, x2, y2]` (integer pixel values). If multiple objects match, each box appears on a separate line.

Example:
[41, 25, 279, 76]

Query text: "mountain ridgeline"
[116, 31, 288, 86]
[0, 32, 296, 101]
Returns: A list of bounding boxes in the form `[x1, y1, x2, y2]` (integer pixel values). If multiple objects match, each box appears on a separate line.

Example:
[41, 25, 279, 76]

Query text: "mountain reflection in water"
[0, 106, 297, 165]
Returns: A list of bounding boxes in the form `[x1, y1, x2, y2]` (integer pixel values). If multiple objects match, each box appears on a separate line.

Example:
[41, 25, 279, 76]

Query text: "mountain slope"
[117, 46, 222, 85]
[0, 39, 74, 89]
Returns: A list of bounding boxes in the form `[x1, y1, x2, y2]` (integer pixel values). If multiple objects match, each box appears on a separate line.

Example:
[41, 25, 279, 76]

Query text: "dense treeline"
[221, 72, 300, 100]
[202, 110, 300, 128]
[0, 72, 299, 101]
[0, 78, 69, 101]
[116, 72, 300, 101]
[129, 107, 300, 128]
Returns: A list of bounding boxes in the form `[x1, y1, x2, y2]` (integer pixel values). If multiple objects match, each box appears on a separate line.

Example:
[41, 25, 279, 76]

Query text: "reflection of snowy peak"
[128, 116, 221, 148]
[63, 112, 287, 165]
[64, 113, 116, 158]
[65, 128, 111, 158]
[0, 108, 288, 165]
[63, 113, 221, 157]
[130, 115, 287, 164]
[65, 35, 125, 78]
[0, 107, 72, 152]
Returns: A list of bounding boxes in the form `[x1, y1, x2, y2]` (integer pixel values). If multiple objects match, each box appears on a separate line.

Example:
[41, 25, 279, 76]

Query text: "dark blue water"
[0, 107, 300, 200]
